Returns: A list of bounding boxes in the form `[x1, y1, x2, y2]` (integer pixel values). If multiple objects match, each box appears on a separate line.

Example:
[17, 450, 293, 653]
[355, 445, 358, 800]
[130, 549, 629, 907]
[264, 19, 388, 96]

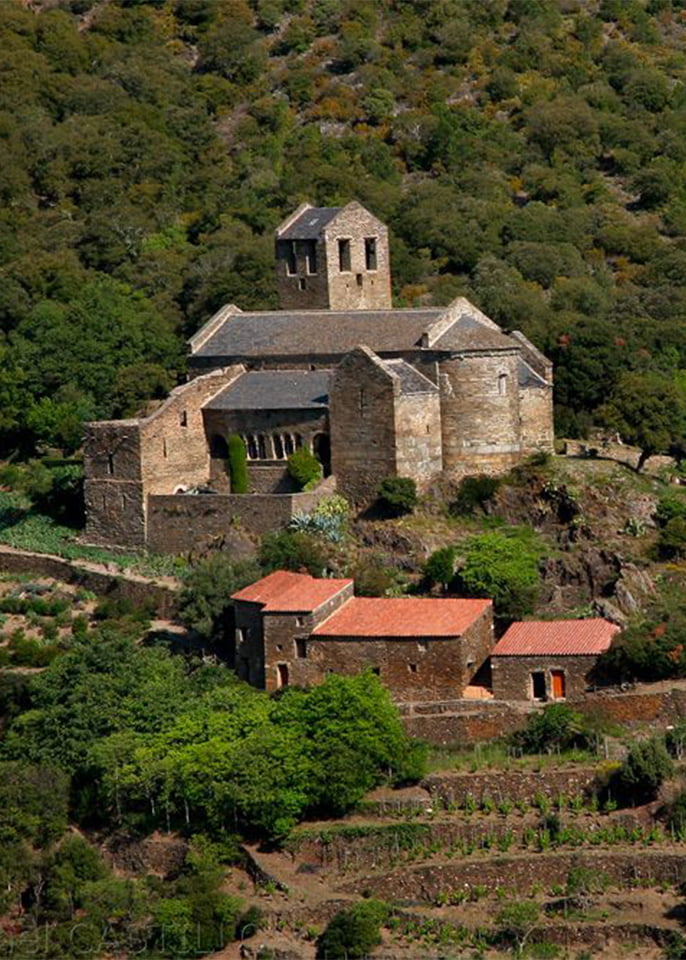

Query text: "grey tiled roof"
[518, 358, 549, 389]
[279, 207, 341, 240]
[205, 370, 331, 411]
[192, 309, 445, 360]
[432, 313, 516, 352]
[385, 359, 438, 394]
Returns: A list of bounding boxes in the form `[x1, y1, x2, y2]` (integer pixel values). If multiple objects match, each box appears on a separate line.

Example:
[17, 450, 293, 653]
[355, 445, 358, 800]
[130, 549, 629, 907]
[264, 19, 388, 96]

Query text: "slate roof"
[191, 309, 445, 360]
[518, 358, 549, 389]
[491, 619, 619, 657]
[278, 207, 341, 240]
[232, 571, 352, 613]
[205, 370, 331, 411]
[384, 359, 438, 394]
[432, 313, 517, 353]
[312, 597, 491, 638]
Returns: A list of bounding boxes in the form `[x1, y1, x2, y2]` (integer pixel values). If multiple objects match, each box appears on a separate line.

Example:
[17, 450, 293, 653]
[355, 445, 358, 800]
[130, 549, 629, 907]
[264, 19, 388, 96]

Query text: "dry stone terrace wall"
[0, 546, 178, 618]
[341, 850, 686, 901]
[423, 767, 600, 806]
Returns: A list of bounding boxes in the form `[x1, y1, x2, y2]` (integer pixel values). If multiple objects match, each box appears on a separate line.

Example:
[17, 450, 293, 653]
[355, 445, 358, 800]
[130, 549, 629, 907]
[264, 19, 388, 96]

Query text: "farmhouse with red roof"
[232, 570, 494, 700]
[491, 618, 620, 701]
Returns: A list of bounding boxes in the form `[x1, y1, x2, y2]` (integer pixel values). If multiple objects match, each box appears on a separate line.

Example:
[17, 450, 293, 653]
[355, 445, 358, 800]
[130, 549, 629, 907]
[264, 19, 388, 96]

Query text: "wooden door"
[551, 670, 566, 699]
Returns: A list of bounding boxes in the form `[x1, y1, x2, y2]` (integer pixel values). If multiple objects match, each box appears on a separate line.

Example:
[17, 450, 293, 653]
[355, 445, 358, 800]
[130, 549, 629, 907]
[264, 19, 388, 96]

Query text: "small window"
[498, 373, 507, 396]
[285, 241, 297, 276]
[356, 273, 363, 287]
[304, 240, 317, 275]
[371, 666, 380, 676]
[162, 438, 167, 458]
[408, 663, 417, 673]
[180, 410, 187, 427]
[417, 640, 428, 652]
[365, 237, 377, 270]
[276, 644, 283, 652]
[276, 663, 289, 688]
[296, 616, 304, 627]
[298, 277, 306, 291]
[107, 454, 114, 476]
[338, 238, 351, 272]
[295, 638, 307, 659]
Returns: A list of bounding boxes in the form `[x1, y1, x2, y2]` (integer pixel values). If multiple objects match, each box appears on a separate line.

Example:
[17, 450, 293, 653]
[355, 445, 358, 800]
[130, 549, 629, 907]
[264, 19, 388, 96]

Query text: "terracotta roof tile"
[231, 570, 352, 613]
[312, 597, 491, 638]
[492, 619, 620, 657]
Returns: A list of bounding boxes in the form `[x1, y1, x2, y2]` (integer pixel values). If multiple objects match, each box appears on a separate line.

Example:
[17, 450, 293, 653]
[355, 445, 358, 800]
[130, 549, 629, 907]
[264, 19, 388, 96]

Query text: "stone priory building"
[84, 201, 554, 552]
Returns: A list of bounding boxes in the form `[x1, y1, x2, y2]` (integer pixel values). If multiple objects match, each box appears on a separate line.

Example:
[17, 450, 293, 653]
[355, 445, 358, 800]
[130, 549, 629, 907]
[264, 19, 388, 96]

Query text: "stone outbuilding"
[490, 618, 620, 702]
[231, 570, 494, 702]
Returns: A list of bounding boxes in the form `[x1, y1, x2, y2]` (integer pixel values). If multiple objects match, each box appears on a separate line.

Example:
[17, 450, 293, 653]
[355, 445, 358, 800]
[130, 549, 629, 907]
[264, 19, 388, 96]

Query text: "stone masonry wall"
[519, 383, 554, 454]
[438, 351, 523, 478]
[139, 368, 243, 498]
[323, 202, 391, 311]
[145, 486, 329, 553]
[261, 585, 354, 692]
[84, 422, 144, 547]
[393, 390, 443, 490]
[0, 546, 177, 618]
[259, 606, 493, 702]
[491, 654, 598, 701]
[330, 346, 398, 503]
[84, 368, 243, 549]
[343, 850, 686, 902]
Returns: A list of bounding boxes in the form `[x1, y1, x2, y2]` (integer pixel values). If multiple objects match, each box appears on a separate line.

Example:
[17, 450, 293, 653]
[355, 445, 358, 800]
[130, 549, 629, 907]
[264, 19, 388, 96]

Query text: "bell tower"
[275, 201, 392, 311]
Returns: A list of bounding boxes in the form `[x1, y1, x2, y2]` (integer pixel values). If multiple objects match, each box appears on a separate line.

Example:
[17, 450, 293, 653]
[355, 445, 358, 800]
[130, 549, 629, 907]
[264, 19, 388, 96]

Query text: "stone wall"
[330, 346, 399, 503]
[519, 382, 554, 454]
[400, 700, 529, 744]
[84, 367, 243, 548]
[261, 585, 354, 692]
[342, 850, 686, 901]
[491, 655, 598, 701]
[394, 390, 443, 489]
[145, 486, 329, 553]
[257, 605, 492, 702]
[0, 546, 177, 618]
[423, 766, 600, 806]
[438, 351, 523, 478]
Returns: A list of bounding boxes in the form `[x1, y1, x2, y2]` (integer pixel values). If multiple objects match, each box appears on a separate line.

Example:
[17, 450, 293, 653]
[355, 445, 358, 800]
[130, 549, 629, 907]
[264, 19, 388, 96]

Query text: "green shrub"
[457, 528, 542, 619]
[667, 790, 686, 838]
[423, 546, 456, 589]
[227, 435, 249, 494]
[316, 900, 389, 959]
[512, 704, 592, 755]
[377, 476, 417, 516]
[287, 447, 322, 491]
[658, 517, 686, 559]
[178, 556, 260, 643]
[450, 475, 500, 516]
[259, 530, 327, 576]
[614, 738, 674, 806]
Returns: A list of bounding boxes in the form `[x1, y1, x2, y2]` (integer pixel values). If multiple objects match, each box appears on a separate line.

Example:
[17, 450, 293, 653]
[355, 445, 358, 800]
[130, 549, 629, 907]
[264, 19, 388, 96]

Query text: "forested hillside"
[3, 0, 686, 453]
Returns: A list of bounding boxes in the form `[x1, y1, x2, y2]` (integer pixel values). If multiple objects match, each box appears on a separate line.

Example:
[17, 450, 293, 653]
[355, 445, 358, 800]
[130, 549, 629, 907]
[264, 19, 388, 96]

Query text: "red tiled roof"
[492, 619, 620, 657]
[231, 570, 352, 613]
[312, 596, 491, 638]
